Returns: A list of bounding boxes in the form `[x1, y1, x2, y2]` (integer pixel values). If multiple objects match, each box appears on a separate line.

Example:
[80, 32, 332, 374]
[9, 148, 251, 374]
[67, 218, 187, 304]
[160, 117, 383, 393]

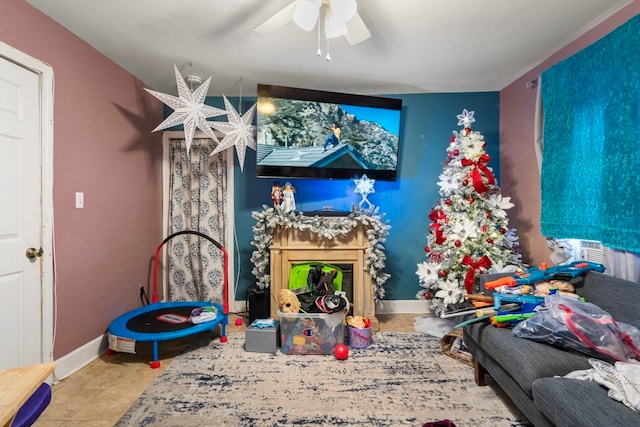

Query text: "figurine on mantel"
[282, 182, 296, 212]
[270, 181, 282, 207]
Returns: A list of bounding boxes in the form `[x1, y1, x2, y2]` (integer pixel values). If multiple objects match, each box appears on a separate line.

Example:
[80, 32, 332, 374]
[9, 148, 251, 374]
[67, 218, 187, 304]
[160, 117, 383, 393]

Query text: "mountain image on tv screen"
[257, 97, 401, 172]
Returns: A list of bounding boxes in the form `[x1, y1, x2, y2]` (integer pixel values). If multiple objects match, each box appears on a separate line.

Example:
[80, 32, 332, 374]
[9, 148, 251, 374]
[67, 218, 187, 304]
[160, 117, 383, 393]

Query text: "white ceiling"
[27, 0, 632, 96]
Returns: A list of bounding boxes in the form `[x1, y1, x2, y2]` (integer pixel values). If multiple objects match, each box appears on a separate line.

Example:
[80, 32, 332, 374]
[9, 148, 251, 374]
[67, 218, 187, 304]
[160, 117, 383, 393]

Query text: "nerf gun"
[484, 261, 605, 291]
[490, 312, 536, 327]
[491, 293, 545, 311]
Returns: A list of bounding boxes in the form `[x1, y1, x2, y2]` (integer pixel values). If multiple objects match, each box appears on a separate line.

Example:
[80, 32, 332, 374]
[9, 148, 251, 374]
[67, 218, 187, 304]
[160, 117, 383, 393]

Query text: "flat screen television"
[256, 84, 402, 181]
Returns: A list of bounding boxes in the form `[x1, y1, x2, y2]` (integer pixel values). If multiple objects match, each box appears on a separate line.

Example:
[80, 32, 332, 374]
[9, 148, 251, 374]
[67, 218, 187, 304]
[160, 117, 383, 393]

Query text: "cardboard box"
[279, 310, 346, 355]
[245, 320, 280, 353]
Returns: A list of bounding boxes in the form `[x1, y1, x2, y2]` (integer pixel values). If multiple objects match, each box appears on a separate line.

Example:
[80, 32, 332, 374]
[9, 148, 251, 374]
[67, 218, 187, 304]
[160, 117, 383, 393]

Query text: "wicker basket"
[440, 328, 474, 367]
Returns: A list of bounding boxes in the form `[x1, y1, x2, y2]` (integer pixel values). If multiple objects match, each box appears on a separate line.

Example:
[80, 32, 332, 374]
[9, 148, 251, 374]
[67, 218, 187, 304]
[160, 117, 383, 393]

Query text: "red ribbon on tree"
[428, 209, 447, 244]
[461, 255, 492, 293]
[461, 154, 495, 194]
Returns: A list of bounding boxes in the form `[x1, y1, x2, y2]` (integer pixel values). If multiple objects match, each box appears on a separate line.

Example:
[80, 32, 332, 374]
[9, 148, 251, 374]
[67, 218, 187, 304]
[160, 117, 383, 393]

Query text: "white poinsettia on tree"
[416, 110, 524, 316]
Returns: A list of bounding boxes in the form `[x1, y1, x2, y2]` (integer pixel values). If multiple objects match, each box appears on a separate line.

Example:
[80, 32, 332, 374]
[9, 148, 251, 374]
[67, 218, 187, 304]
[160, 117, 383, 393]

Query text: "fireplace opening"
[336, 263, 353, 316]
[290, 262, 354, 316]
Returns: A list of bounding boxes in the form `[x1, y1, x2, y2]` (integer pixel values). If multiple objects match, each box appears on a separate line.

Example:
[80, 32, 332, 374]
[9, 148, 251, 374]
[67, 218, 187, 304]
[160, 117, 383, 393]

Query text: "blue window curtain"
[540, 14, 640, 252]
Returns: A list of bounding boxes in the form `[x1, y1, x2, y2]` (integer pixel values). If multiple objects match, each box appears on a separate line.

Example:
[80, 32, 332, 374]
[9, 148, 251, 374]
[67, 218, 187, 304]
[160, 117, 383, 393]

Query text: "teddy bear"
[278, 288, 301, 313]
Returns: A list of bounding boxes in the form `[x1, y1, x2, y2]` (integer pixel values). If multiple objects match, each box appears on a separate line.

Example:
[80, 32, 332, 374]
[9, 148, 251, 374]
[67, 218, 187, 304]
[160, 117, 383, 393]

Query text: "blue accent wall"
[199, 92, 500, 302]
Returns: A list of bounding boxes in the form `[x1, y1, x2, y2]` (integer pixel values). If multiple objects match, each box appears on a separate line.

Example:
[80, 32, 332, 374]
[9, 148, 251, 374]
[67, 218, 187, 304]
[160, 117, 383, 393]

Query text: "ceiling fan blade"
[325, 9, 348, 39]
[293, 0, 321, 31]
[253, 2, 297, 34]
[344, 12, 371, 45]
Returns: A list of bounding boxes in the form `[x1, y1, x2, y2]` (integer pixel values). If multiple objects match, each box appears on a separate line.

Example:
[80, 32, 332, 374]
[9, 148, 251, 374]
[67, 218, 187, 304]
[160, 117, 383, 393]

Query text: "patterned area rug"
[116, 332, 530, 426]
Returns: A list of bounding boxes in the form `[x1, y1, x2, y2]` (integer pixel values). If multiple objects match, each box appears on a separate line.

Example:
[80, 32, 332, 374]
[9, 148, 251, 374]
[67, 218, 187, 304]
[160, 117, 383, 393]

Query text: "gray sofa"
[463, 271, 640, 427]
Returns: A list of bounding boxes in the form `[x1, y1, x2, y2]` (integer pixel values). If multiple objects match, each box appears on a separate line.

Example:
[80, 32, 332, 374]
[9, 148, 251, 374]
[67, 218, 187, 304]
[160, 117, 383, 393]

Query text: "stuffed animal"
[278, 288, 300, 313]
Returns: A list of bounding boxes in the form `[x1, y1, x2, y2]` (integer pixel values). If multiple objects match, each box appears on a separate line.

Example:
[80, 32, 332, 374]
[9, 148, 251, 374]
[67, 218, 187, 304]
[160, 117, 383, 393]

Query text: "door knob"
[26, 247, 43, 260]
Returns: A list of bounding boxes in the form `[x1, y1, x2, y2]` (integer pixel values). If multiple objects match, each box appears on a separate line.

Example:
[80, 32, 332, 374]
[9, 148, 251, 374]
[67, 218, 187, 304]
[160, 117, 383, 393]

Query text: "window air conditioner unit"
[574, 240, 604, 264]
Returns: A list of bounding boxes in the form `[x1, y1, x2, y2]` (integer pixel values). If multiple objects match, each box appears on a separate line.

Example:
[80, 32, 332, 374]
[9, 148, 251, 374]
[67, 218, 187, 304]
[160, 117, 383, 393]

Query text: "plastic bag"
[513, 295, 640, 362]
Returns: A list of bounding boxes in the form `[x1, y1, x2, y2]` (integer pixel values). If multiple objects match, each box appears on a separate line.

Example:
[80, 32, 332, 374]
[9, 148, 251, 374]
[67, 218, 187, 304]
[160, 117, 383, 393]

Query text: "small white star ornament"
[457, 109, 476, 128]
[354, 174, 375, 210]
[144, 64, 225, 154]
[209, 95, 257, 171]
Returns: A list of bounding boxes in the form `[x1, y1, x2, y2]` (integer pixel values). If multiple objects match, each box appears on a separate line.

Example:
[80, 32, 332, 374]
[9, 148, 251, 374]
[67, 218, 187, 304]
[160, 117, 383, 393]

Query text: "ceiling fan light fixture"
[293, 0, 321, 31]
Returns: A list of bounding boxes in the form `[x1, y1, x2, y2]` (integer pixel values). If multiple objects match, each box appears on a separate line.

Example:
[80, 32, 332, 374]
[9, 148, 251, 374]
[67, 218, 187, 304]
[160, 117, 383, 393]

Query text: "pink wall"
[500, 3, 640, 266]
[1, 0, 165, 358]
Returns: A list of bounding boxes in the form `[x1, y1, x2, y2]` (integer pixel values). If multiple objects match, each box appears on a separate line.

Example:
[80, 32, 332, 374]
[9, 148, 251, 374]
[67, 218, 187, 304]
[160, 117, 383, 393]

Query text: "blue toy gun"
[485, 261, 605, 292]
[492, 293, 545, 311]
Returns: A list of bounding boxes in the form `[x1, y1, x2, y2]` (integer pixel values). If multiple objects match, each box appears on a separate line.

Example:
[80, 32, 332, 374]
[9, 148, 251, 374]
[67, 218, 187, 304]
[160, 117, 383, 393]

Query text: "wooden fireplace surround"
[269, 221, 380, 331]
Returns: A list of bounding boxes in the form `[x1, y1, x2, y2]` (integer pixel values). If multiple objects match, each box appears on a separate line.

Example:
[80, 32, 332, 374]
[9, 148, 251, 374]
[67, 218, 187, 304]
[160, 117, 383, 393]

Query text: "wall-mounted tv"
[256, 84, 402, 181]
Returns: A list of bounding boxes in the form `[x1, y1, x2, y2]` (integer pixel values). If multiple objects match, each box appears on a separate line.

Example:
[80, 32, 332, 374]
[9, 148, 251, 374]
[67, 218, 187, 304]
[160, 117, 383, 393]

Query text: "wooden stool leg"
[474, 359, 487, 386]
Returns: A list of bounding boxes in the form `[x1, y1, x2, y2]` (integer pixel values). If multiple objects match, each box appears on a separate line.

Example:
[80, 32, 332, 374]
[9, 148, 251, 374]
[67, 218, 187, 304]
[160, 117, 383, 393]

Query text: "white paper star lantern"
[209, 95, 257, 171]
[144, 64, 225, 154]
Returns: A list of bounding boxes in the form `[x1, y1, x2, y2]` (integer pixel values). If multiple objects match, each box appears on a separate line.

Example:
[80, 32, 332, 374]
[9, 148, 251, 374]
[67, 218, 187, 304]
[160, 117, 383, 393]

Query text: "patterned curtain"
[167, 138, 228, 303]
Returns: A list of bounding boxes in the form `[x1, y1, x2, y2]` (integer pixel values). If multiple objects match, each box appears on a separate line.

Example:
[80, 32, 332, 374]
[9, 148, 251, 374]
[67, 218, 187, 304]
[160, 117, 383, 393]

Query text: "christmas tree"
[416, 109, 523, 316]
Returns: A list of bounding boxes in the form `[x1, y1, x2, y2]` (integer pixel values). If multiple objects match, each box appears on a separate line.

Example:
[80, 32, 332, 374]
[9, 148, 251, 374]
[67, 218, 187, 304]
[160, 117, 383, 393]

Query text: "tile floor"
[33, 313, 419, 426]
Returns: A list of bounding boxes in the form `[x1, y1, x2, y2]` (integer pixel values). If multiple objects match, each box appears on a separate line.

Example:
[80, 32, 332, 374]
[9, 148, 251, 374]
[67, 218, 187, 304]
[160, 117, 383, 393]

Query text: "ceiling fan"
[254, 0, 371, 46]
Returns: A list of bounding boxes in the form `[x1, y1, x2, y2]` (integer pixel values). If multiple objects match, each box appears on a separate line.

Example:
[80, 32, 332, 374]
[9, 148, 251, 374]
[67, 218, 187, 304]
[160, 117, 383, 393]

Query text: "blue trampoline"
[107, 230, 229, 368]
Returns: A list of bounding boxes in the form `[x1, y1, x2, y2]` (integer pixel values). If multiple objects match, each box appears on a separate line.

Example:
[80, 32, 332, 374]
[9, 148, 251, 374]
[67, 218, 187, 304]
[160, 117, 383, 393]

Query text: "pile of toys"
[454, 260, 640, 362]
[278, 264, 350, 355]
[453, 260, 606, 329]
[346, 315, 372, 329]
[279, 264, 348, 315]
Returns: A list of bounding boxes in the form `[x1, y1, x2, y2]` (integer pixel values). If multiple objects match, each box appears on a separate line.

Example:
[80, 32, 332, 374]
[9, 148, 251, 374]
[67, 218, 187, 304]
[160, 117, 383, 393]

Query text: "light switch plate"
[75, 192, 84, 208]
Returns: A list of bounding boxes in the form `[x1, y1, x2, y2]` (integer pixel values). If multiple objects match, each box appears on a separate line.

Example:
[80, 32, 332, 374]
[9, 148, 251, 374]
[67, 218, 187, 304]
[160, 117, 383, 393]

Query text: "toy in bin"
[277, 284, 348, 355]
[279, 310, 346, 355]
[346, 316, 372, 349]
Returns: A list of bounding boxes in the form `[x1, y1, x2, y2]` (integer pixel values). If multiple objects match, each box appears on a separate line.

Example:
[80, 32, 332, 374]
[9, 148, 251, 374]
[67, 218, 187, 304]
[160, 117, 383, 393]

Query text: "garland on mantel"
[250, 205, 391, 302]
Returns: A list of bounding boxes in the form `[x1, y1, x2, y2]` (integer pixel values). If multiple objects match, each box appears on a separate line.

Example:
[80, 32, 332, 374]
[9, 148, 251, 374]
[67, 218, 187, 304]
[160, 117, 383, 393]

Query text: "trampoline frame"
[107, 230, 229, 368]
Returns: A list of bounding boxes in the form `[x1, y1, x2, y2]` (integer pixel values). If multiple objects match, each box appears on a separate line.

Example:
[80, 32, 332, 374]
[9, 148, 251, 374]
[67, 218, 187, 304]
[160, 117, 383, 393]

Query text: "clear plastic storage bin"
[278, 309, 346, 355]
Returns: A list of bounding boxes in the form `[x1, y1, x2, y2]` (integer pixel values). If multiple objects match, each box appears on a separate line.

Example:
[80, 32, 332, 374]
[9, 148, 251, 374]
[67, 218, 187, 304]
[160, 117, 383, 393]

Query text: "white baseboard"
[53, 334, 109, 382]
[233, 298, 432, 315]
[53, 299, 429, 380]
[376, 299, 432, 315]
[233, 298, 431, 315]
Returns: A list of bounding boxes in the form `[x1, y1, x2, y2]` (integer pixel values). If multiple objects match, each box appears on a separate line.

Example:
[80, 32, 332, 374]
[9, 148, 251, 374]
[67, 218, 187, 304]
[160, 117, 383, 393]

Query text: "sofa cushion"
[464, 321, 593, 397]
[576, 272, 640, 329]
[532, 377, 640, 427]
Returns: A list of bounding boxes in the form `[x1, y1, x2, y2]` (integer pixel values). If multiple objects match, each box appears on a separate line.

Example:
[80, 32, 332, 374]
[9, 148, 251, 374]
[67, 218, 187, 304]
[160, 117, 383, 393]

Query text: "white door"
[0, 46, 54, 369]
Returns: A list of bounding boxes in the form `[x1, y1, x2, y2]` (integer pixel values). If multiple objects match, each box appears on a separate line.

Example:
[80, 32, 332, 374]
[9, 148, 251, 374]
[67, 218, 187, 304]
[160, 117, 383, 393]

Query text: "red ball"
[454, 240, 462, 247]
[334, 343, 349, 360]
[424, 245, 431, 253]
[462, 179, 469, 186]
[439, 270, 448, 277]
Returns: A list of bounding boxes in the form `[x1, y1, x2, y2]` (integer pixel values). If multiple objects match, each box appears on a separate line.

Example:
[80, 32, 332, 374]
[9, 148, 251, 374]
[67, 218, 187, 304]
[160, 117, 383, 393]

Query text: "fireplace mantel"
[250, 207, 390, 333]
[269, 220, 379, 331]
